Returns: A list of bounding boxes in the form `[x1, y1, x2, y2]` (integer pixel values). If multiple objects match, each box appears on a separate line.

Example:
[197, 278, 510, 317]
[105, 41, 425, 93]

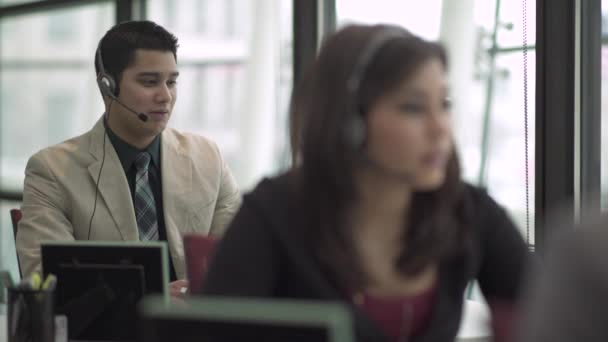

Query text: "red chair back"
[10, 208, 22, 239]
[184, 234, 217, 295]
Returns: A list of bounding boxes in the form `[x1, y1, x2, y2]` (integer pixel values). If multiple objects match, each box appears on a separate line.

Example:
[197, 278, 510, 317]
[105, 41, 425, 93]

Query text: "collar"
[105, 120, 161, 173]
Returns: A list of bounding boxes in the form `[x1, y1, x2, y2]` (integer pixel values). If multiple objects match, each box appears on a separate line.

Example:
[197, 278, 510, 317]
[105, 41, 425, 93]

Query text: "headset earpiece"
[345, 114, 366, 150]
[95, 39, 117, 98]
[345, 27, 411, 151]
[97, 73, 117, 98]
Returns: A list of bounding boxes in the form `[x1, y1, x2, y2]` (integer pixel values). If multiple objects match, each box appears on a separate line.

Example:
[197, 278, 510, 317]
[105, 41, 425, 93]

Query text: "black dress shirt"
[106, 126, 177, 281]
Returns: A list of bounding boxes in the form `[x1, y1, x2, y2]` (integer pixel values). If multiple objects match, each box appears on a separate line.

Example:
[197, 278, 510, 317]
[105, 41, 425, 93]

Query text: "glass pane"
[0, 200, 22, 282]
[496, 0, 536, 47]
[335, 0, 535, 244]
[336, 0, 443, 40]
[0, 4, 114, 191]
[484, 50, 536, 245]
[147, 0, 293, 190]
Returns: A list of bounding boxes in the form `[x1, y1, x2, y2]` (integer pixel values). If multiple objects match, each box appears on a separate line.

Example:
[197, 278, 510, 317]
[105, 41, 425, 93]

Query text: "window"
[148, 0, 293, 190]
[0, 4, 113, 191]
[0, 2, 114, 278]
[47, 10, 78, 42]
[337, 0, 443, 40]
[0, 201, 20, 281]
[336, 0, 536, 245]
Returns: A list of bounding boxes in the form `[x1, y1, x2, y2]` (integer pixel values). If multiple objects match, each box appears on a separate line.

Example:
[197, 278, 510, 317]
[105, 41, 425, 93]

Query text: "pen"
[30, 272, 42, 290]
[41, 274, 57, 292]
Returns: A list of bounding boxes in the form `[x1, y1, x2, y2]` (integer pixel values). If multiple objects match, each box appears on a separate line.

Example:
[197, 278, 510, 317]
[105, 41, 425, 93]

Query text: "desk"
[0, 301, 491, 342]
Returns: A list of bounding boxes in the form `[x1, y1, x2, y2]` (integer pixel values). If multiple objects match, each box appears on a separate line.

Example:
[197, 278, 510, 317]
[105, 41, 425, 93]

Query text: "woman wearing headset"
[202, 24, 530, 342]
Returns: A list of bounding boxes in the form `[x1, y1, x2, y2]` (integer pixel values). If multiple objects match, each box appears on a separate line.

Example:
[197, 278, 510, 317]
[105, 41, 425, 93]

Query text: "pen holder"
[7, 288, 54, 342]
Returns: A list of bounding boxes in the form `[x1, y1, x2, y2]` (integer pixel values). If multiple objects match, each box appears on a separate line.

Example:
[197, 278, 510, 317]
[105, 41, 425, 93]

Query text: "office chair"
[183, 234, 217, 295]
[9, 209, 21, 239]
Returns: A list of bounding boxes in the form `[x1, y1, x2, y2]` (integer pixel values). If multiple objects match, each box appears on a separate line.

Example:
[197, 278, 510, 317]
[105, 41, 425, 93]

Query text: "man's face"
[108, 49, 178, 146]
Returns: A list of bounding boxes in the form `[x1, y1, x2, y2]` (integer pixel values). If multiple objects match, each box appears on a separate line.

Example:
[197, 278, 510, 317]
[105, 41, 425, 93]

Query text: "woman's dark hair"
[289, 24, 465, 290]
[95, 20, 179, 95]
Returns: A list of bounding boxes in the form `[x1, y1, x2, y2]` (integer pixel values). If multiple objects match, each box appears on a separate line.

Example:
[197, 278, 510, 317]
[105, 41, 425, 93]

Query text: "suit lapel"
[160, 130, 193, 278]
[161, 130, 193, 235]
[87, 118, 139, 241]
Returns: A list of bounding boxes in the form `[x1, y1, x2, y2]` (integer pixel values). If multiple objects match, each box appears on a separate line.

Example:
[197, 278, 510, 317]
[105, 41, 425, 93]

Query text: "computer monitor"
[138, 295, 355, 342]
[41, 241, 169, 341]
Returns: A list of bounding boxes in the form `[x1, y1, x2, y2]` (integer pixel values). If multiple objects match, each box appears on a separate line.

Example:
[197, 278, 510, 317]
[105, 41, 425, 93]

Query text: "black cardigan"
[202, 174, 531, 342]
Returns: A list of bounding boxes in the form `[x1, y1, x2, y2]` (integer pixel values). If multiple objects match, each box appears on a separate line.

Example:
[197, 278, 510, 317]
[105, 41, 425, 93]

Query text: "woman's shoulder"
[461, 182, 492, 202]
[459, 182, 505, 214]
[239, 171, 314, 251]
[239, 171, 299, 225]
[246, 171, 295, 203]
[458, 182, 515, 233]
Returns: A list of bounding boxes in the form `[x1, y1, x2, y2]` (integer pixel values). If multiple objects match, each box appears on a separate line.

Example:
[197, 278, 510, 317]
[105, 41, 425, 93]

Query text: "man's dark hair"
[95, 20, 179, 95]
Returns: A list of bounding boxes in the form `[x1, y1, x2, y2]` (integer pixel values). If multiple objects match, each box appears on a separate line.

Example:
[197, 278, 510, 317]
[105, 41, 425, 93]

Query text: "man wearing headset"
[16, 20, 241, 298]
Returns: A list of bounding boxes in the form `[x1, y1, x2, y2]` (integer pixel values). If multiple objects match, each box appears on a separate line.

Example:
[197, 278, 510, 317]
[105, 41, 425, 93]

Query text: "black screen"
[41, 243, 167, 341]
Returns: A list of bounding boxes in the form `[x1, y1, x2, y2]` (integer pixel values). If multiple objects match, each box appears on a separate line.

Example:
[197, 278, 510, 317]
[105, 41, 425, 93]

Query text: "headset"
[88, 37, 144, 241]
[95, 41, 117, 99]
[88, 26, 173, 239]
[344, 27, 412, 150]
[95, 39, 148, 122]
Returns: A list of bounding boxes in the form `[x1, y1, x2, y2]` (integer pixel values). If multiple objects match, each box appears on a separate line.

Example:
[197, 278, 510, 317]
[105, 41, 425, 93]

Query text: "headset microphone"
[108, 93, 149, 122]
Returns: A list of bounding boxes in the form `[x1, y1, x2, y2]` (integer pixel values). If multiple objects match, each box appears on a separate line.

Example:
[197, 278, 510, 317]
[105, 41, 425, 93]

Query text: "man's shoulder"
[162, 127, 222, 158]
[28, 129, 93, 168]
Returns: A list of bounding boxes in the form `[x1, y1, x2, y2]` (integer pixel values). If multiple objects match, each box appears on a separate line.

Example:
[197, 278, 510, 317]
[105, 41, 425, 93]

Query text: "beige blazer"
[16, 118, 241, 279]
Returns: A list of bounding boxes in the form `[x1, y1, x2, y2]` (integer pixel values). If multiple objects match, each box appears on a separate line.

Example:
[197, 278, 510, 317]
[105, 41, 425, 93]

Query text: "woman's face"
[364, 57, 452, 190]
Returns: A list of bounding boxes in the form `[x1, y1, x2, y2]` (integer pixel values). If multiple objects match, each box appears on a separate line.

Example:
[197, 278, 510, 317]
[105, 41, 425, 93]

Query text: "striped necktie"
[134, 152, 159, 241]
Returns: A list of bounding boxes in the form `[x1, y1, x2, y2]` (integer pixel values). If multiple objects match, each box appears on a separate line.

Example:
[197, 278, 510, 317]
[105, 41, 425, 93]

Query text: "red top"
[488, 298, 517, 342]
[355, 286, 437, 341]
